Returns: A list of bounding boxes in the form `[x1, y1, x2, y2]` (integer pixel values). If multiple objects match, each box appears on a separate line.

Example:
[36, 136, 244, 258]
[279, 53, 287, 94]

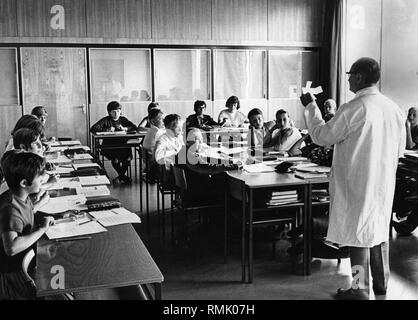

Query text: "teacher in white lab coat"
[300, 57, 405, 300]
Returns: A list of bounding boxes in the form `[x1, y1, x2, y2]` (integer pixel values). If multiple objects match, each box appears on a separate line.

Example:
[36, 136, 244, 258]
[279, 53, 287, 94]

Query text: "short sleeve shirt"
[0, 190, 35, 273]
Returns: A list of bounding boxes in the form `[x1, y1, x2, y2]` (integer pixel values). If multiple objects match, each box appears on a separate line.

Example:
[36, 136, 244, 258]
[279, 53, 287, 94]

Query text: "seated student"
[268, 109, 303, 152]
[138, 102, 160, 130]
[323, 99, 337, 123]
[90, 101, 137, 184]
[142, 108, 165, 180]
[247, 108, 275, 149]
[218, 96, 247, 128]
[0, 151, 54, 300]
[13, 128, 57, 188]
[406, 106, 418, 149]
[180, 128, 239, 200]
[31, 106, 55, 142]
[155, 114, 184, 169]
[5, 115, 45, 152]
[186, 100, 218, 132]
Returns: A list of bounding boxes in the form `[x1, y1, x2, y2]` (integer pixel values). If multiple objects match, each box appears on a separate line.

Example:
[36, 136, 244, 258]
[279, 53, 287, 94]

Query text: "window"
[89, 49, 151, 125]
[268, 50, 319, 128]
[154, 49, 211, 121]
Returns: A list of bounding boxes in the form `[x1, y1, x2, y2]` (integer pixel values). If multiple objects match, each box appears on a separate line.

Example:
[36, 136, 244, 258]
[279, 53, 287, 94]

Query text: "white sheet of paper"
[47, 166, 74, 175]
[78, 175, 110, 186]
[48, 177, 82, 190]
[72, 153, 93, 160]
[38, 194, 87, 214]
[243, 163, 276, 173]
[296, 166, 331, 174]
[89, 208, 141, 227]
[59, 140, 81, 146]
[68, 145, 90, 151]
[72, 163, 101, 170]
[46, 218, 107, 239]
[48, 154, 72, 164]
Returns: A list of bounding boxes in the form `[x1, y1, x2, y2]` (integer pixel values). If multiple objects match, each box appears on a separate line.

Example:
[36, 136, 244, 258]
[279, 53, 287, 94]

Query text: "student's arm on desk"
[1, 215, 54, 256]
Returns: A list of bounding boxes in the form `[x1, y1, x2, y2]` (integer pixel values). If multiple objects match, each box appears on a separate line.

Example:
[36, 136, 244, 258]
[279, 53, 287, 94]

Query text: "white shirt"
[271, 127, 303, 152]
[143, 125, 165, 159]
[218, 109, 247, 127]
[154, 129, 184, 168]
[304, 86, 405, 247]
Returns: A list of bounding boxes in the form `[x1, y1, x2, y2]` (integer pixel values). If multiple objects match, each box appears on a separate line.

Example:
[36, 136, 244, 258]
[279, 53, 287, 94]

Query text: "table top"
[35, 224, 163, 297]
[91, 132, 147, 140]
[227, 170, 329, 189]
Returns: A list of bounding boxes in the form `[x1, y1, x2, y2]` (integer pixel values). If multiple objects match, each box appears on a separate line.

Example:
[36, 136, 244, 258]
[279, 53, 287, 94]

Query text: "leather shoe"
[334, 288, 369, 300]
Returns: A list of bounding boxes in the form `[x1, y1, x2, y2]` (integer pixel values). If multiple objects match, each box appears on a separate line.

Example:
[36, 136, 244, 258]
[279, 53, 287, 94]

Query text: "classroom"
[0, 0, 417, 302]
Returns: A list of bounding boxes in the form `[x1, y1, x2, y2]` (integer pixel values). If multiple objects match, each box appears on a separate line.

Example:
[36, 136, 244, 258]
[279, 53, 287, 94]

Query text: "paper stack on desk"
[72, 163, 101, 170]
[38, 194, 88, 214]
[48, 177, 82, 190]
[78, 185, 111, 197]
[46, 216, 107, 239]
[89, 208, 141, 227]
[78, 175, 111, 186]
[46, 154, 72, 165]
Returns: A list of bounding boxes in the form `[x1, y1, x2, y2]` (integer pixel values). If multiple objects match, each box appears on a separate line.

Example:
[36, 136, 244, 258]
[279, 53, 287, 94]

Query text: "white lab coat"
[304, 86, 405, 247]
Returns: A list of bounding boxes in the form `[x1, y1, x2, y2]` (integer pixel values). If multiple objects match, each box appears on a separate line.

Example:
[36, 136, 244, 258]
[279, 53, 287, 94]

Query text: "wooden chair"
[171, 165, 224, 247]
[156, 164, 176, 243]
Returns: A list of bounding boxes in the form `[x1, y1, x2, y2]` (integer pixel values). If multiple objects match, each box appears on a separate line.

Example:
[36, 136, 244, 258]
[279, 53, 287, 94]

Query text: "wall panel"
[268, 0, 324, 43]
[86, 0, 151, 39]
[17, 0, 87, 37]
[0, 0, 17, 37]
[152, 0, 211, 40]
[212, 0, 268, 41]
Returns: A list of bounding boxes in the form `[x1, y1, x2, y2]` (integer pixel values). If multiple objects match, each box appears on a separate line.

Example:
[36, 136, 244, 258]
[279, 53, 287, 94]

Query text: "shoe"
[112, 177, 122, 185]
[119, 175, 132, 184]
[334, 288, 369, 300]
[372, 284, 387, 296]
[392, 221, 414, 237]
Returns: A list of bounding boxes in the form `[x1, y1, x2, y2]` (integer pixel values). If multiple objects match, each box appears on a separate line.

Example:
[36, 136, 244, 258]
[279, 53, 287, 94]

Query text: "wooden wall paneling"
[86, 0, 151, 39]
[268, 0, 324, 43]
[0, 106, 22, 154]
[212, 0, 268, 41]
[151, 0, 211, 40]
[0, 0, 17, 37]
[17, 0, 87, 37]
[21, 47, 89, 144]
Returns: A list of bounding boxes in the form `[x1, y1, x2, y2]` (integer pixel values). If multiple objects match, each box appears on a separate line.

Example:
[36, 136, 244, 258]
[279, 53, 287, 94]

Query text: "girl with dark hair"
[217, 96, 247, 127]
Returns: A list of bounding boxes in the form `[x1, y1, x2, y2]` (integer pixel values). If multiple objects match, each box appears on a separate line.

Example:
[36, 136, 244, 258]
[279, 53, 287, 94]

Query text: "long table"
[226, 170, 328, 283]
[35, 224, 163, 299]
[35, 139, 163, 299]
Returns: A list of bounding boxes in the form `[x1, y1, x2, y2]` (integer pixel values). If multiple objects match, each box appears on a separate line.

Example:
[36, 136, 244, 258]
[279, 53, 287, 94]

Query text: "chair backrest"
[172, 165, 188, 191]
[22, 249, 36, 285]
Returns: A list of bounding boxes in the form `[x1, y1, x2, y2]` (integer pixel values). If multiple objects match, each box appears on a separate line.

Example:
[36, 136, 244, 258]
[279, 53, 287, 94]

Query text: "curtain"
[320, 0, 344, 109]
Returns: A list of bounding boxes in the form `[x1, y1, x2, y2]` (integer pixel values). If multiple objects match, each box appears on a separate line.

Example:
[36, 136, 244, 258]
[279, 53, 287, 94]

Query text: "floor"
[80, 165, 418, 300]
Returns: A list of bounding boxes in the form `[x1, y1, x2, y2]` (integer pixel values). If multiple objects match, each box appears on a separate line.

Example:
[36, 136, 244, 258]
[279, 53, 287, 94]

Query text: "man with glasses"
[300, 57, 405, 300]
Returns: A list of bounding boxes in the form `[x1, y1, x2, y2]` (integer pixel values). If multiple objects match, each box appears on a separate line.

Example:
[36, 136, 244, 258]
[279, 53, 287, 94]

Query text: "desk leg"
[303, 184, 313, 276]
[139, 149, 143, 212]
[241, 186, 246, 283]
[248, 188, 254, 284]
[154, 283, 162, 300]
[224, 189, 228, 264]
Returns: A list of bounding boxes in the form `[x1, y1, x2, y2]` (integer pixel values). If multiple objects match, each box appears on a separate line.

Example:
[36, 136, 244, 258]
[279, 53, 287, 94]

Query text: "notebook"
[89, 208, 141, 227]
[78, 175, 111, 186]
[295, 172, 328, 180]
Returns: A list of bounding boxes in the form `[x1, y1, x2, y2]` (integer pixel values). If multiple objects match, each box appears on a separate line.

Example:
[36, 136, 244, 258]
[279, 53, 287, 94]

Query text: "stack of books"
[312, 189, 330, 202]
[266, 190, 299, 206]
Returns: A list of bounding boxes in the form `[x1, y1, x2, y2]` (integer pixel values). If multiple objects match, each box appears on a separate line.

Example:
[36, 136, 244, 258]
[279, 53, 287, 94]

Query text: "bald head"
[349, 57, 380, 85]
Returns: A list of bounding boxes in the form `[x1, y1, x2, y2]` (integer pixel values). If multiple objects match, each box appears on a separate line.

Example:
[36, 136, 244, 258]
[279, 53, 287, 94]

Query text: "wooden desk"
[91, 132, 146, 158]
[35, 224, 164, 300]
[226, 170, 328, 283]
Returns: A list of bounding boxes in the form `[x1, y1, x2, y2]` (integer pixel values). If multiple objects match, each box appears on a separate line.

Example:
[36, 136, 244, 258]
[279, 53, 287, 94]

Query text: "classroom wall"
[0, 0, 325, 45]
[0, 0, 326, 149]
[343, 0, 415, 116]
